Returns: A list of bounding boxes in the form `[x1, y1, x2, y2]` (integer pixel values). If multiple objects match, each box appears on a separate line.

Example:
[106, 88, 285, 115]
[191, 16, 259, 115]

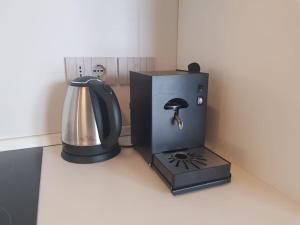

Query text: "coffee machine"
[130, 68, 231, 195]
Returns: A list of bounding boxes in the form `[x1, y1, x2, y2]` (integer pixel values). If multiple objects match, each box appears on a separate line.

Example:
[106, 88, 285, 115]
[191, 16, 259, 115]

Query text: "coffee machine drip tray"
[152, 147, 231, 195]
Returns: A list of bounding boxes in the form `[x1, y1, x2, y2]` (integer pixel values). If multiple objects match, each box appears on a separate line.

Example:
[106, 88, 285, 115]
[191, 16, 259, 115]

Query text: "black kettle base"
[61, 143, 121, 164]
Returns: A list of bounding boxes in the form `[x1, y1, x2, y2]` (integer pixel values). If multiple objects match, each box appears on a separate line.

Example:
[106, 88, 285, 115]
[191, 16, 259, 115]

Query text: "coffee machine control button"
[197, 97, 204, 105]
[198, 85, 205, 92]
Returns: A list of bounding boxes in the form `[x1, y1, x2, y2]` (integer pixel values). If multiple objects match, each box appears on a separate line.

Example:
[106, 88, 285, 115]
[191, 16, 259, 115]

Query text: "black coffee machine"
[130, 64, 231, 195]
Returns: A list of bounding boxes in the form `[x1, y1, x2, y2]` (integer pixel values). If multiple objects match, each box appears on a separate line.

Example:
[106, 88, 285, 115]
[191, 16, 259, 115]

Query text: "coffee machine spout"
[164, 98, 188, 131]
[174, 111, 184, 130]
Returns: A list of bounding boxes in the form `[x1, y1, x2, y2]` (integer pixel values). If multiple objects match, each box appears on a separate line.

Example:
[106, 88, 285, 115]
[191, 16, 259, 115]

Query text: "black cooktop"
[0, 147, 43, 225]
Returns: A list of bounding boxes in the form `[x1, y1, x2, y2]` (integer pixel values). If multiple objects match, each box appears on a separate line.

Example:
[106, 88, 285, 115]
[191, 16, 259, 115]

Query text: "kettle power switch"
[197, 96, 204, 105]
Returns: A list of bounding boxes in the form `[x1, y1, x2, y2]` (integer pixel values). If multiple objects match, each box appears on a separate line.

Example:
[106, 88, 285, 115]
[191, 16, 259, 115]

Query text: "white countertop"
[37, 145, 300, 225]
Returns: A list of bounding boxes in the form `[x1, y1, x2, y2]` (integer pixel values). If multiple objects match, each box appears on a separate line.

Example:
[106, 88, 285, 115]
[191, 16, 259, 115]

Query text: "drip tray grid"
[152, 147, 231, 195]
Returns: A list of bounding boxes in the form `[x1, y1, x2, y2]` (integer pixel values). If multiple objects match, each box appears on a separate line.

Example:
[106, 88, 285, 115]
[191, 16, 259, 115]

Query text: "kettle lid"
[70, 76, 103, 87]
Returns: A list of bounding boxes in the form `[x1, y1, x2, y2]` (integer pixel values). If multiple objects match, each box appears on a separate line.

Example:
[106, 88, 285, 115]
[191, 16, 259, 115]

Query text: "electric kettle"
[61, 76, 122, 163]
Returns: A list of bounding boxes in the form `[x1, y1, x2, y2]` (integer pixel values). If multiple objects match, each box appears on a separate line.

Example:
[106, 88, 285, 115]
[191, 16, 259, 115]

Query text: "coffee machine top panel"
[136, 71, 209, 77]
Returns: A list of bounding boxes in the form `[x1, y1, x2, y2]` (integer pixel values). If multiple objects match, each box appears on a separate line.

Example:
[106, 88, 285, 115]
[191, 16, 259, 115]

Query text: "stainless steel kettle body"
[61, 76, 122, 163]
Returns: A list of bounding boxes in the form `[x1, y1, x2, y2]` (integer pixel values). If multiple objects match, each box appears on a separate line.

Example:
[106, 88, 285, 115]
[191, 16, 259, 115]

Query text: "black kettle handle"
[88, 80, 122, 149]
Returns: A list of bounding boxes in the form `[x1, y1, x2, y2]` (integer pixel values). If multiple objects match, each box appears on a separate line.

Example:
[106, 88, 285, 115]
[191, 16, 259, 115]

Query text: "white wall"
[178, 0, 300, 203]
[0, 0, 178, 139]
